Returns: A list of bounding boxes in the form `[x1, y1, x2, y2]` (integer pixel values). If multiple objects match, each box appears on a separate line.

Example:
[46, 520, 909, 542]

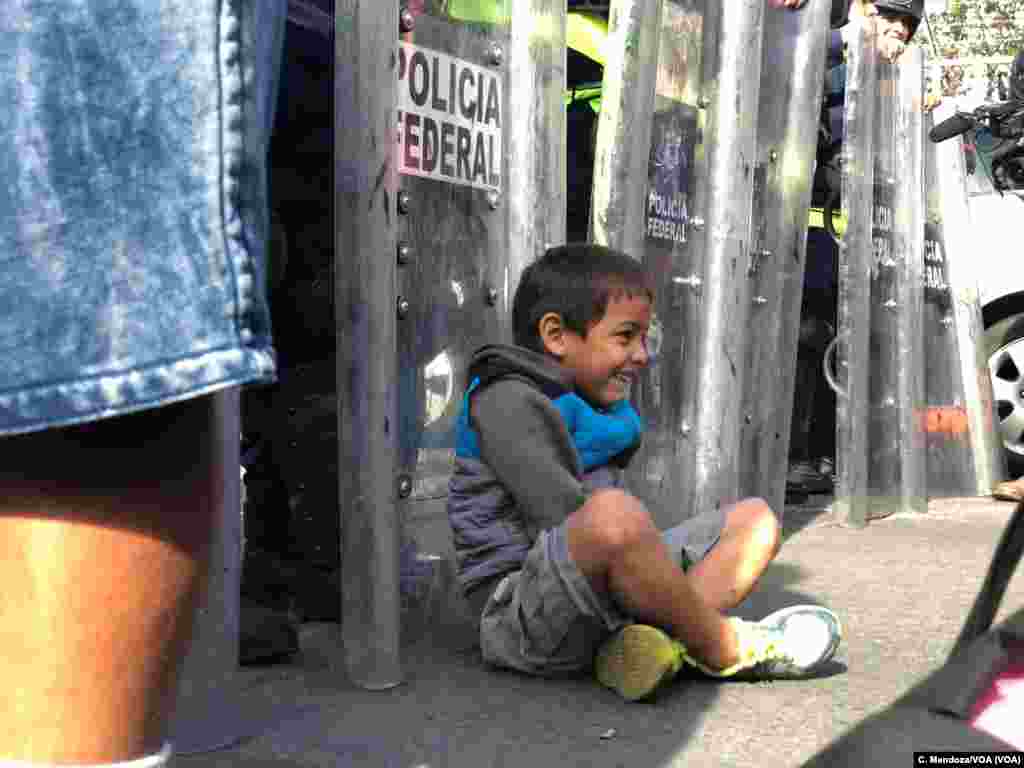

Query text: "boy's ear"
[538, 312, 570, 358]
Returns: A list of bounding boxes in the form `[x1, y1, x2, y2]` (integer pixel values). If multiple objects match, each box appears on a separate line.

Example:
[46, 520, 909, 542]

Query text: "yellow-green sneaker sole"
[595, 624, 683, 701]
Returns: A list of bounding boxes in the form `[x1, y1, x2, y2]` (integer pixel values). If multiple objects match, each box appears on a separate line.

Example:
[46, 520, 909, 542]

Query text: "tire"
[985, 312, 1024, 478]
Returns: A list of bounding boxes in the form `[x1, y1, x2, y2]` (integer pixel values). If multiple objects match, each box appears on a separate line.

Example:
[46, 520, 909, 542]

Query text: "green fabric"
[445, 0, 509, 25]
[567, 12, 608, 66]
[565, 82, 602, 113]
[808, 207, 847, 235]
[565, 12, 607, 112]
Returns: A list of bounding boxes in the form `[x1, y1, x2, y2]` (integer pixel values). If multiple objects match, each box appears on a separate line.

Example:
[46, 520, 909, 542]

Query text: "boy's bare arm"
[471, 379, 586, 534]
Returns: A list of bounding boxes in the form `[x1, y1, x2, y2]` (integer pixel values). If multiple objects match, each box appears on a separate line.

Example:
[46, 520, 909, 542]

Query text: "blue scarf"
[455, 378, 643, 471]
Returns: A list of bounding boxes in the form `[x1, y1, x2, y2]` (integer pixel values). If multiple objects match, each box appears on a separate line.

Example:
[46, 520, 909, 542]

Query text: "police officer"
[788, 0, 923, 498]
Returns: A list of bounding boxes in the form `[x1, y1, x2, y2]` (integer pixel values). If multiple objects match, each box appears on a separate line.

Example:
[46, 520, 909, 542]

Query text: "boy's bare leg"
[0, 396, 220, 764]
[686, 498, 781, 611]
[566, 490, 740, 671]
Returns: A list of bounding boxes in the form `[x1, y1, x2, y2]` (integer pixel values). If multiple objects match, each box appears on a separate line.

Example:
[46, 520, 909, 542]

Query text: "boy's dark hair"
[512, 243, 653, 355]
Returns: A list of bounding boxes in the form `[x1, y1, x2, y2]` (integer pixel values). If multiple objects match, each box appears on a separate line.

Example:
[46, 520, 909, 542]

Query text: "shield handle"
[823, 330, 849, 398]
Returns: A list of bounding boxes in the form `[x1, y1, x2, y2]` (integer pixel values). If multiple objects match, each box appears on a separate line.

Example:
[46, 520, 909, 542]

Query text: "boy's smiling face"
[540, 294, 653, 409]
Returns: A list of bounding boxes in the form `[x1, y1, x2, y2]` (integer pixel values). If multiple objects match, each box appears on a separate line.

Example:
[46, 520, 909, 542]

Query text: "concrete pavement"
[177, 497, 1024, 768]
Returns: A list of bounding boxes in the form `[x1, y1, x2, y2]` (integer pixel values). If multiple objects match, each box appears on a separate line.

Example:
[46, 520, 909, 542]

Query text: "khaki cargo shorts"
[479, 507, 725, 676]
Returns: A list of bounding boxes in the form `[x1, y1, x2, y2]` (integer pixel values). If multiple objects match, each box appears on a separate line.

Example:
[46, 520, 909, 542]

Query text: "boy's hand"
[769, 0, 808, 8]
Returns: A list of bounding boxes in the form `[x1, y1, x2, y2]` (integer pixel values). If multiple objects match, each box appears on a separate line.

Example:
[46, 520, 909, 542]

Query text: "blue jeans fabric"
[0, 0, 286, 436]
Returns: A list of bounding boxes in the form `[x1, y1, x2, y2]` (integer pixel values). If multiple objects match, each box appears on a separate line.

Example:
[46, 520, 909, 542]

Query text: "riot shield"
[337, 1, 403, 688]
[506, 1, 567, 323]
[738, 0, 831, 514]
[866, 46, 926, 518]
[922, 105, 1004, 496]
[589, 0, 663, 258]
[831, 31, 927, 525]
[687, 1, 769, 516]
[592, 1, 766, 526]
[590, 0, 683, 529]
[830, 20, 877, 527]
[337, 0, 566, 686]
[392, 0, 566, 645]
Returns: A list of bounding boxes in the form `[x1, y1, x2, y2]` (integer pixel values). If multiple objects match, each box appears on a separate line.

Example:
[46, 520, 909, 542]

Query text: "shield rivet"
[397, 190, 411, 215]
[673, 274, 703, 295]
[397, 297, 411, 317]
[486, 42, 504, 67]
[487, 189, 501, 210]
[397, 475, 413, 498]
[769, 150, 778, 164]
[397, 241, 412, 266]
[485, 287, 499, 306]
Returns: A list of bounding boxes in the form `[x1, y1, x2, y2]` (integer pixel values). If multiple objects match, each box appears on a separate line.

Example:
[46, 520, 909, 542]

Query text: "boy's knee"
[571, 489, 656, 559]
[725, 497, 781, 557]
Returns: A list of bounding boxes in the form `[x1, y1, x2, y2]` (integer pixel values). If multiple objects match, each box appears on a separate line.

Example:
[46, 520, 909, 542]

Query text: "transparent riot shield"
[829, 20, 876, 527]
[738, 0, 831, 514]
[866, 46, 926, 518]
[589, 0, 663, 258]
[337, 1, 403, 688]
[338, 0, 565, 688]
[172, 391, 246, 753]
[395, 0, 566, 646]
[688, 0, 769, 516]
[590, 0, 683, 529]
[922, 106, 1004, 496]
[830, 33, 927, 525]
[592, 1, 765, 526]
[505, 1, 568, 332]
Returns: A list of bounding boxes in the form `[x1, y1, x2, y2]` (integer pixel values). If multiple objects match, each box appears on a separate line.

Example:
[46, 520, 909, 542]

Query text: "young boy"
[448, 244, 842, 701]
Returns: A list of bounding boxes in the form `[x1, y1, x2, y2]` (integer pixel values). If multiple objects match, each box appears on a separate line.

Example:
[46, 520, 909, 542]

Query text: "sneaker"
[730, 604, 842, 679]
[595, 624, 684, 701]
[786, 461, 834, 494]
[817, 457, 835, 478]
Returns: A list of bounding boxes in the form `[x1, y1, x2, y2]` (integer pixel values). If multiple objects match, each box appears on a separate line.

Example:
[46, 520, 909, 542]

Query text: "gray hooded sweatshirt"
[447, 344, 640, 616]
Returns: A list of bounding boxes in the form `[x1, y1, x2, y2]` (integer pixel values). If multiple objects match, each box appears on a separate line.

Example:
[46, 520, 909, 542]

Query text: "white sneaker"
[737, 604, 843, 679]
[683, 605, 843, 680]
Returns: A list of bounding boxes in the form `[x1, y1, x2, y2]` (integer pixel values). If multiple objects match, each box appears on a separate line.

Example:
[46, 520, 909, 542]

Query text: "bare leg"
[566, 490, 740, 671]
[0, 396, 220, 764]
[686, 498, 781, 611]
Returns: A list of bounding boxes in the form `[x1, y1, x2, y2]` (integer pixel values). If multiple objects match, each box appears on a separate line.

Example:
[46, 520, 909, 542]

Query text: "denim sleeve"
[0, 1, 285, 435]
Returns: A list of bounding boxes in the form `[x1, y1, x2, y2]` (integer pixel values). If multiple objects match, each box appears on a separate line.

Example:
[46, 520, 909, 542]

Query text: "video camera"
[929, 99, 1024, 194]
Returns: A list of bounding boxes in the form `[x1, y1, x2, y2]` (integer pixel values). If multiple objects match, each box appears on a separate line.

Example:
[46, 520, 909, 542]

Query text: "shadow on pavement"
[185, 563, 842, 768]
[781, 494, 835, 543]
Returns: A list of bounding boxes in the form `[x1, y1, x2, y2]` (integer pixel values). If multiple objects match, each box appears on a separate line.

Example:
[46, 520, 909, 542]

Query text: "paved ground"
[176, 497, 1023, 768]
